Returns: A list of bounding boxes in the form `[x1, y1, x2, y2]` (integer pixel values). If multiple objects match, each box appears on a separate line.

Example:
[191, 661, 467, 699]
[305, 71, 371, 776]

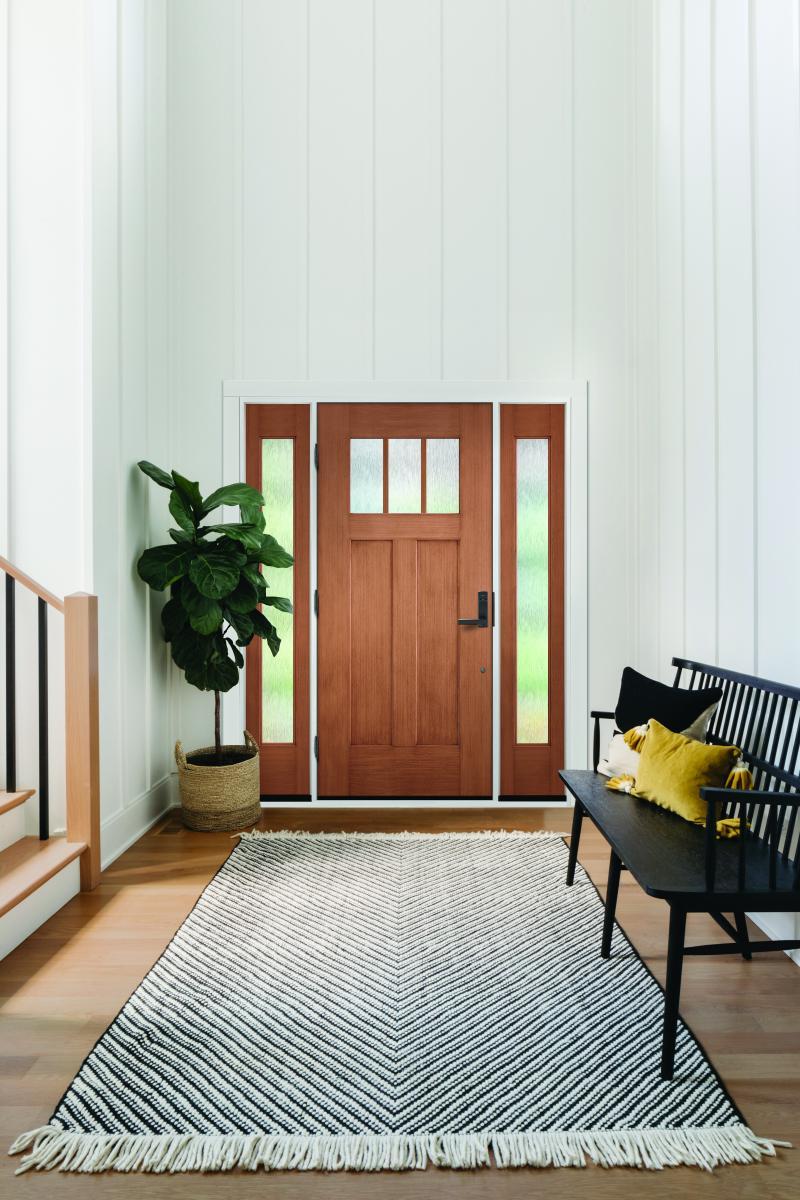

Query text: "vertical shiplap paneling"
[750, 0, 800, 681]
[308, 0, 373, 379]
[681, 0, 717, 663]
[90, 0, 124, 818]
[442, 0, 507, 378]
[654, 0, 684, 675]
[145, 0, 171, 785]
[573, 0, 634, 705]
[168, 0, 238, 748]
[712, 0, 755, 671]
[633, 0, 660, 677]
[374, 0, 441, 379]
[507, 0, 572, 378]
[242, 0, 308, 379]
[120, 0, 149, 804]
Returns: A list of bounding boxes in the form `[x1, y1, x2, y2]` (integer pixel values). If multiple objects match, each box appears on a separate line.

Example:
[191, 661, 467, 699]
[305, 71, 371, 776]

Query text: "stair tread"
[0, 836, 86, 918]
[0, 789, 36, 816]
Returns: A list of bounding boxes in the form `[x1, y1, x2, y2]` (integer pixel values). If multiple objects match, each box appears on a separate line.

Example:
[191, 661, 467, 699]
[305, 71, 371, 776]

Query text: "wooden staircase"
[0, 557, 100, 945]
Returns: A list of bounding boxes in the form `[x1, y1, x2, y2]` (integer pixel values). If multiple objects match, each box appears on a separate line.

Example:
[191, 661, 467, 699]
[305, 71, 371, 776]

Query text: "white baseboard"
[0, 859, 80, 960]
[100, 774, 178, 870]
[748, 910, 800, 967]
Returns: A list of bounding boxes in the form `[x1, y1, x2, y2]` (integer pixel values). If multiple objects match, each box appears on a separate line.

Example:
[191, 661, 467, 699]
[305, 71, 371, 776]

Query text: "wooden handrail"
[0, 555, 65, 613]
[65, 593, 101, 890]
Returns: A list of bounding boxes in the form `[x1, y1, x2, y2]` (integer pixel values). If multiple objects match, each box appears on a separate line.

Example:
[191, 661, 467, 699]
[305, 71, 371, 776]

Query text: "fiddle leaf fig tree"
[136, 460, 293, 760]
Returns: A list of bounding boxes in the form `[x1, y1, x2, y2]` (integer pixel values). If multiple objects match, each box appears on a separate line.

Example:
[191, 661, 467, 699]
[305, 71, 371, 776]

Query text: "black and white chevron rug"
[11, 831, 781, 1174]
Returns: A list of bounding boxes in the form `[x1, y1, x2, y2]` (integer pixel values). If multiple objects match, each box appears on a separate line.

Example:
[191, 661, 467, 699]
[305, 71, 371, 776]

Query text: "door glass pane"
[516, 438, 548, 743]
[425, 438, 459, 513]
[388, 438, 421, 513]
[261, 439, 294, 743]
[350, 438, 383, 513]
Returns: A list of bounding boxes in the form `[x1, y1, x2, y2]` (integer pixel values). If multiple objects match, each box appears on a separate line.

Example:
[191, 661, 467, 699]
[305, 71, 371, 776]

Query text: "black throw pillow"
[614, 666, 722, 735]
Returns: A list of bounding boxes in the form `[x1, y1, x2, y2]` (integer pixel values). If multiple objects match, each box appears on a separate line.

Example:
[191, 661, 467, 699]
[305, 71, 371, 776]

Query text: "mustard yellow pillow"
[633, 719, 740, 825]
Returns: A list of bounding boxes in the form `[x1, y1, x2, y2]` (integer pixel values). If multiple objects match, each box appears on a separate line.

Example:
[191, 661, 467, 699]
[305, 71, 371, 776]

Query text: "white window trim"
[221, 380, 588, 807]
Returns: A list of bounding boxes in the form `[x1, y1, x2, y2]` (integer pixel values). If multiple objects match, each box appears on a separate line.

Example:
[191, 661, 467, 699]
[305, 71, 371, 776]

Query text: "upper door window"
[349, 437, 459, 514]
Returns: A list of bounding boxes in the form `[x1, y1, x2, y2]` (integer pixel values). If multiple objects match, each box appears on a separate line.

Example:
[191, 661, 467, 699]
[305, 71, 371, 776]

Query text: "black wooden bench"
[560, 657, 800, 1080]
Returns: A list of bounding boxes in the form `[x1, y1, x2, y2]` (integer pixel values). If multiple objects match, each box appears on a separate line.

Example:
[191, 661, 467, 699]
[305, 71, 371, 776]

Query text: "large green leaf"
[185, 652, 239, 693]
[171, 471, 203, 517]
[160, 597, 187, 641]
[169, 488, 195, 534]
[168, 528, 193, 545]
[201, 482, 263, 515]
[138, 460, 174, 490]
[241, 562, 266, 591]
[179, 579, 223, 635]
[137, 545, 190, 590]
[252, 608, 281, 656]
[188, 604, 223, 635]
[204, 522, 262, 552]
[254, 534, 293, 568]
[227, 577, 259, 614]
[170, 625, 214, 673]
[263, 595, 293, 613]
[240, 503, 265, 533]
[188, 551, 240, 599]
[224, 608, 254, 644]
[225, 638, 245, 669]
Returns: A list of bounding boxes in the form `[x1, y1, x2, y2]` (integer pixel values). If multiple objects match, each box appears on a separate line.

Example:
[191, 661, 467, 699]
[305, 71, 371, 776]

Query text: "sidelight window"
[261, 438, 294, 743]
[516, 438, 548, 744]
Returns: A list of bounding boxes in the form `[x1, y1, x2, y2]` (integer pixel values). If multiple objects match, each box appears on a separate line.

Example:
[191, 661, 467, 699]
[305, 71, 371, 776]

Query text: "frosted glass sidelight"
[350, 439, 384, 513]
[425, 439, 460, 513]
[261, 439, 294, 743]
[388, 439, 421, 513]
[516, 439, 548, 743]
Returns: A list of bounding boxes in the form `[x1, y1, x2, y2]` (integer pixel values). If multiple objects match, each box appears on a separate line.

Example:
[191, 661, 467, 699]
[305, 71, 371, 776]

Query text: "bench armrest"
[701, 788, 800, 892]
[701, 787, 800, 807]
[590, 710, 617, 772]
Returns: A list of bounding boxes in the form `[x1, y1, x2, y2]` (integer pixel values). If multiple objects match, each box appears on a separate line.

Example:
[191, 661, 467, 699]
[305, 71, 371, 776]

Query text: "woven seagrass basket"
[175, 730, 261, 832]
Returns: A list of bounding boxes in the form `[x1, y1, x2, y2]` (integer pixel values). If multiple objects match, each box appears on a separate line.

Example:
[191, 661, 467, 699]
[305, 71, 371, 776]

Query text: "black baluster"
[5, 574, 15, 792]
[38, 598, 49, 840]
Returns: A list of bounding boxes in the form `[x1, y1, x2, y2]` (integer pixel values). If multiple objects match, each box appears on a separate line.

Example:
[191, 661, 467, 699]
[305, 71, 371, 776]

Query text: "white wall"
[1, 1, 174, 864]
[166, 0, 640, 754]
[90, 0, 174, 863]
[639, 0, 800, 960]
[636, 0, 800, 684]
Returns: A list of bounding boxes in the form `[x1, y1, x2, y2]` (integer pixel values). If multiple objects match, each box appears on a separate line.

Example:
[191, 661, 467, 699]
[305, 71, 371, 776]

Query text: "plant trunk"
[214, 690, 221, 763]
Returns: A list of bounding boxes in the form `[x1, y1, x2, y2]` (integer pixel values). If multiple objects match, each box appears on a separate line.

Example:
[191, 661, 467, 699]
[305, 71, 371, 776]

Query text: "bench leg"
[660, 905, 687, 1081]
[601, 851, 622, 959]
[565, 800, 584, 886]
[734, 912, 752, 961]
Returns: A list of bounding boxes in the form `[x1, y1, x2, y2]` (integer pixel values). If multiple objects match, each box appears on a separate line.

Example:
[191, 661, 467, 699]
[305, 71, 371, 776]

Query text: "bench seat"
[561, 769, 799, 908]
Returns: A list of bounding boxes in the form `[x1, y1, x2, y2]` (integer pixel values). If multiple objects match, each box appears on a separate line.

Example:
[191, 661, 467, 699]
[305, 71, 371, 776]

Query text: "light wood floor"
[1, 806, 798, 1200]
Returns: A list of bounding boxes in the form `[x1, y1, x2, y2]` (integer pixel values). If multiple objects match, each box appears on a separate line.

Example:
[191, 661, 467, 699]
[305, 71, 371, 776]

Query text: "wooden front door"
[318, 404, 492, 797]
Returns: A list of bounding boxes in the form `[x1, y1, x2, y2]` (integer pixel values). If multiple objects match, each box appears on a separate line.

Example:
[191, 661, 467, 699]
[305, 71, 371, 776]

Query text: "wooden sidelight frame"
[245, 404, 310, 796]
[500, 404, 565, 797]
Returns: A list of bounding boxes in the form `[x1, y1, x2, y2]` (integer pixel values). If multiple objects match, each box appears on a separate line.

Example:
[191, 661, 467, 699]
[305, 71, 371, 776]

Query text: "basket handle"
[244, 730, 258, 755]
[174, 741, 187, 770]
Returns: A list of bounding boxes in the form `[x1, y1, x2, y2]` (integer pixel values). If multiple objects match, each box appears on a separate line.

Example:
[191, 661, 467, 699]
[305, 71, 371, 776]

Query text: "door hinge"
[314, 443, 319, 469]
[314, 588, 319, 616]
[313, 735, 319, 760]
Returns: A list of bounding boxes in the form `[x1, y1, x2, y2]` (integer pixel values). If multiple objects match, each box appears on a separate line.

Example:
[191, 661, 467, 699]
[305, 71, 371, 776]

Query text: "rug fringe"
[234, 829, 565, 843]
[9, 1125, 788, 1175]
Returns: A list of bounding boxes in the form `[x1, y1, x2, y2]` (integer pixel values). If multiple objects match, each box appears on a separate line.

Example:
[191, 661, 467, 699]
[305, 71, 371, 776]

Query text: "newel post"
[65, 593, 101, 890]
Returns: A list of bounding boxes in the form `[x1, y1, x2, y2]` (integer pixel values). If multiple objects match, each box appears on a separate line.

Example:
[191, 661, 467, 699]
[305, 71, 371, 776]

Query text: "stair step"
[0, 837, 87, 918]
[0, 789, 35, 816]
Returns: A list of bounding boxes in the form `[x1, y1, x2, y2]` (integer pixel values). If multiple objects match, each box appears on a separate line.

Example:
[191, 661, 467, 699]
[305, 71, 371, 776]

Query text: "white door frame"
[221, 380, 588, 807]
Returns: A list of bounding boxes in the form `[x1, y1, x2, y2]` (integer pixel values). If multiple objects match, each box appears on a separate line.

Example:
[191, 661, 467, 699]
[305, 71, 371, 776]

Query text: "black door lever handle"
[458, 591, 489, 628]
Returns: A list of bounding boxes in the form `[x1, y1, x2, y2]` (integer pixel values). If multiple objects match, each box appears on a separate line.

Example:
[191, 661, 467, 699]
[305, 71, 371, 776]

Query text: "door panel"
[318, 403, 492, 797]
